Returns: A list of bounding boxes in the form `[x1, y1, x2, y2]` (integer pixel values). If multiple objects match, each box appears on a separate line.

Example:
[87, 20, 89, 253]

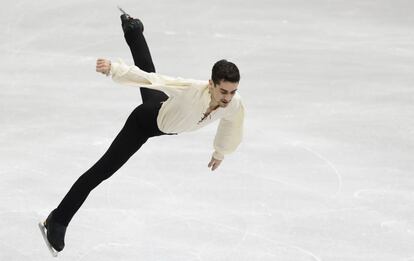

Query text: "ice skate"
[118, 6, 144, 33]
[38, 221, 58, 257]
[38, 210, 67, 257]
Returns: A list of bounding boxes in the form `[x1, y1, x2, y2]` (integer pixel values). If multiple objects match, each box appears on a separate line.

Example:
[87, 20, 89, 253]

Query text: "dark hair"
[211, 59, 240, 85]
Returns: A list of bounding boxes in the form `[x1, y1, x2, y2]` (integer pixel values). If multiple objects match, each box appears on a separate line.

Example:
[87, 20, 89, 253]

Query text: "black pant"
[53, 27, 168, 226]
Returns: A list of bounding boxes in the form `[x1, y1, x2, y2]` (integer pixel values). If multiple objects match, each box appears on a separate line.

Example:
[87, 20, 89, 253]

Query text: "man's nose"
[224, 93, 232, 100]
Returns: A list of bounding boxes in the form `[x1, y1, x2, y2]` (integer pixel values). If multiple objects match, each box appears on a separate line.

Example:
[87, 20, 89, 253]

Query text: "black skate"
[118, 6, 144, 33]
[38, 210, 67, 257]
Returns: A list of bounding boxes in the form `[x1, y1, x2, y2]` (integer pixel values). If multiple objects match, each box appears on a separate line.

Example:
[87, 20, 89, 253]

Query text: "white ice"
[0, 0, 413, 260]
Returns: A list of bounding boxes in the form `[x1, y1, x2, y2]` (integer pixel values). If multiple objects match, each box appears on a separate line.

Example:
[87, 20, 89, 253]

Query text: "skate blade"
[117, 6, 127, 15]
[38, 221, 58, 257]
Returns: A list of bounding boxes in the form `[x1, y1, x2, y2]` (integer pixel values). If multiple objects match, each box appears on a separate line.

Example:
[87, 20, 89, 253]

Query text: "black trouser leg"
[53, 102, 165, 226]
[123, 27, 168, 103]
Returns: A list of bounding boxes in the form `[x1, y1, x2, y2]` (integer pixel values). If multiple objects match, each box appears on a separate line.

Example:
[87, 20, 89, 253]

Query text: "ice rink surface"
[1, 0, 413, 260]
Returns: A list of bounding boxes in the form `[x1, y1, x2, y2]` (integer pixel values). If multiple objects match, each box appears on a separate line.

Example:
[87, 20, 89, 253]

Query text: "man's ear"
[209, 79, 213, 86]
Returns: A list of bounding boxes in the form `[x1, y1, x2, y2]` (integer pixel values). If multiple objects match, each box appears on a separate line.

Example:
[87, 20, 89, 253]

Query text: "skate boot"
[118, 6, 144, 33]
[38, 210, 67, 256]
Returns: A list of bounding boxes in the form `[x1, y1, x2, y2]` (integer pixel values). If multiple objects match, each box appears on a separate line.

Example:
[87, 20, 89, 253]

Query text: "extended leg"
[53, 106, 151, 226]
[42, 99, 165, 253]
[53, 100, 165, 226]
[40, 105, 152, 253]
[124, 26, 155, 73]
[121, 14, 168, 103]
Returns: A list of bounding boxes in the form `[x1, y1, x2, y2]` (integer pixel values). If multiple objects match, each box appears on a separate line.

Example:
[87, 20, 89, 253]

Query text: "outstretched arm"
[95, 58, 206, 97]
[208, 101, 245, 171]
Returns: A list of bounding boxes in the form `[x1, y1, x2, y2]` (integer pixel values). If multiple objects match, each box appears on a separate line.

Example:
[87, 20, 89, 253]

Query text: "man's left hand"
[208, 157, 222, 171]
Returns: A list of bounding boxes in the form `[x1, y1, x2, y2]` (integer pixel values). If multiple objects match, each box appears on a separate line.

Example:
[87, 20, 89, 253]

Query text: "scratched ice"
[1, 0, 413, 260]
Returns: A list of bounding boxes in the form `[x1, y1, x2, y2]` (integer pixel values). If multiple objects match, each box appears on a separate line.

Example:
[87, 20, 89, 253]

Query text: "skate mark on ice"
[353, 189, 414, 200]
[7, 49, 96, 62]
[0, 240, 32, 259]
[164, 31, 177, 36]
[105, 171, 193, 234]
[75, 242, 132, 261]
[353, 189, 382, 199]
[105, 175, 180, 209]
[221, 223, 249, 260]
[75, 242, 203, 261]
[244, 165, 333, 198]
[292, 142, 343, 198]
[353, 188, 414, 212]
[259, 207, 366, 231]
[184, 217, 322, 261]
[380, 220, 413, 234]
[103, 174, 195, 229]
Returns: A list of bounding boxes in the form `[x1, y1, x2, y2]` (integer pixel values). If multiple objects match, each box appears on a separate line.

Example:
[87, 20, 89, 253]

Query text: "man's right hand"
[208, 156, 222, 171]
[96, 58, 111, 76]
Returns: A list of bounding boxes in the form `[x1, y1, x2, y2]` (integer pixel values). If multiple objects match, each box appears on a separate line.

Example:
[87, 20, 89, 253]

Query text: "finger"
[96, 65, 107, 71]
[213, 161, 221, 171]
[96, 61, 107, 67]
[210, 161, 216, 171]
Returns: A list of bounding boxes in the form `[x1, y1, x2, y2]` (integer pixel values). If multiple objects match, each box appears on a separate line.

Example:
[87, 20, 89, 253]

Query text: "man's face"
[209, 80, 239, 108]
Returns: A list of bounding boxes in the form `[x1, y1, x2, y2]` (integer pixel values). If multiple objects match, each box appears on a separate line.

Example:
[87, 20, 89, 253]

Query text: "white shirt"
[110, 60, 244, 160]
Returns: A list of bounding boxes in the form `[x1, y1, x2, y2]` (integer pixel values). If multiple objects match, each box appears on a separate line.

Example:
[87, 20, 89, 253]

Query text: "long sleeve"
[109, 59, 245, 158]
[212, 101, 245, 160]
[110, 59, 205, 97]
